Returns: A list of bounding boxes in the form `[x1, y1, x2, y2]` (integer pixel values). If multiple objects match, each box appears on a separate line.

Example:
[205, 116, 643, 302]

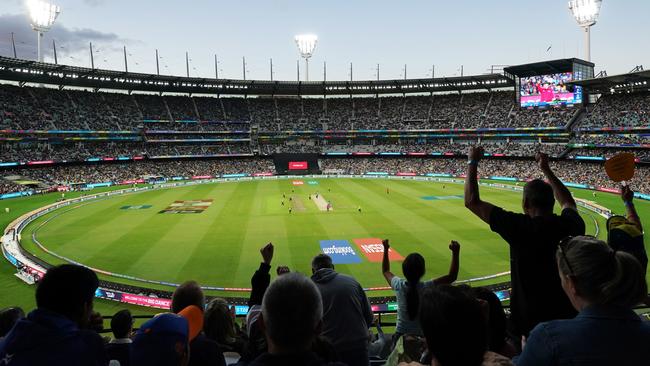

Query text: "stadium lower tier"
[1, 157, 649, 197]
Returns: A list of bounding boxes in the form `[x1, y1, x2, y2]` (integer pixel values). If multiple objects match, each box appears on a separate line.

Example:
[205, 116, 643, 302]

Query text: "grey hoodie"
[311, 268, 373, 352]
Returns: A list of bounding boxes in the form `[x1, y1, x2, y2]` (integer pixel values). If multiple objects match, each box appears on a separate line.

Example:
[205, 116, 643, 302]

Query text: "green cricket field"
[2, 177, 648, 315]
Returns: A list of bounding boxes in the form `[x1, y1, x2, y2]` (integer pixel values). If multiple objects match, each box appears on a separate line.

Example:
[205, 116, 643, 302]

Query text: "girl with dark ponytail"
[381, 239, 460, 341]
[516, 236, 650, 365]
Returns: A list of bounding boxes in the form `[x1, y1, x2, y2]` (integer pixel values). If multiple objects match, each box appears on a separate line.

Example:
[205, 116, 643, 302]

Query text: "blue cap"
[131, 313, 189, 366]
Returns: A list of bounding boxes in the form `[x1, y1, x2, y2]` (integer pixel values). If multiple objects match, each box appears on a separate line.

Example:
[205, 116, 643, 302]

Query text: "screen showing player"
[288, 161, 308, 170]
[519, 72, 582, 108]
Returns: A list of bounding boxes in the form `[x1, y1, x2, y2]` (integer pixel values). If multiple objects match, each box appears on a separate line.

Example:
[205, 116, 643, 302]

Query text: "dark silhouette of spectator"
[0, 308, 24, 340]
[465, 148, 584, 339]
[470, 287, 517, 358]
[248, 272, 345, 366]
[381, 239, 460, 339]
[0, 264, 106, 365]
[606, 185, 647, 274]
[204, 298, 245, 354]
[171, 281, 226, 366]
[239, 243, 281, 364]
[515, 236, 650, 365]
[311, 253, 373, 366]
[130, 313, 190, 366]
[106, 309, 133, 366]
[419, 285, 513, 366]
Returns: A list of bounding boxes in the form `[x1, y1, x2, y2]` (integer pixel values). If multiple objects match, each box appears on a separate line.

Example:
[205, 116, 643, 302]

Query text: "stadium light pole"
[294, 34, 318, 81]
[27, 0, 61, 62]
[568, 0, 602, 62]
[11, 33, 18, 58]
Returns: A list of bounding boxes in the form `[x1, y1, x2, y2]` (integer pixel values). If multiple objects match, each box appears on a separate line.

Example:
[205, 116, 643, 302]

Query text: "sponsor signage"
[597, 187, 620, 194]
[353, 238, 404, 262]
[120, 205, 152, 210]
[289, 161, 308, 170]
[421, 195, 462, 201]
[292, 180, 304, 186]
[307, 181, 319, 185]
[119, 179, 145, 185]
[160, 200, 213, 214]
[122, 293, 172, 308]
[319, 240, 361, 264]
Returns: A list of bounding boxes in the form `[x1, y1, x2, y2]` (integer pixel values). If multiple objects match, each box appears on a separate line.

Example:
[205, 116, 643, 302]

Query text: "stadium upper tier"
[0, 56, 512, 96]
[0, 84, 580, 131]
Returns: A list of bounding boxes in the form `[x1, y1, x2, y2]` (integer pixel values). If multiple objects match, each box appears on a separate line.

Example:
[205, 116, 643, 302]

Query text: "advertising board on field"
[319, 240, 361, 264]
[353, 238, 404, 262]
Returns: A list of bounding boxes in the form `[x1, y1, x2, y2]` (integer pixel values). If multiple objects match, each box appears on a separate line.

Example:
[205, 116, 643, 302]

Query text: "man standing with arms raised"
[464, 147, 584, 343]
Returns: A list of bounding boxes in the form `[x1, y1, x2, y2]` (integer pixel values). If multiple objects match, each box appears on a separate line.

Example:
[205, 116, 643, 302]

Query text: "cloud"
[0, 13, 127, 60]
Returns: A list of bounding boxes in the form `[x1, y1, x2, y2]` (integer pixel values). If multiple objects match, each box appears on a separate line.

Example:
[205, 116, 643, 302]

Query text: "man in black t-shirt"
[464, 147, 584, 340]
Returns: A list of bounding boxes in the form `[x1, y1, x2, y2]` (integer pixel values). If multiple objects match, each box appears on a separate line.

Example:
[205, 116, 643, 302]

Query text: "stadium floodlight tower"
[568, 0, 602, 62]
[294, 34, 318, 81]
[27, 0, 61, 62]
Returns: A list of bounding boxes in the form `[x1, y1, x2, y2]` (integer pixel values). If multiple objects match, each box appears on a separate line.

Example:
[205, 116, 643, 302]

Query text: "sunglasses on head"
[558, 236, 576, 277]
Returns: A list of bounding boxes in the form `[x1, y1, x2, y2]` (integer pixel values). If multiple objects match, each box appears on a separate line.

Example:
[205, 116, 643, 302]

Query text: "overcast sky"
[0, 0, 647, 81]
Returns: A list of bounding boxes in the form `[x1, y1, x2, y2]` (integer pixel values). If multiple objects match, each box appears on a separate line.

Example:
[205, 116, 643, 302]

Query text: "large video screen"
[519, 72, 582, 108]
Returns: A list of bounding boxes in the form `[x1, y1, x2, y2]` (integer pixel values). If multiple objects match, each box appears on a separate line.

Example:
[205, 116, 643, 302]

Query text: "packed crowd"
[319, 157, 650, 193]
[1, 85, 583, 132]
[0, 143, 254, 163]
[1, 155, 648, 195]
[571, 133, 650, 145]
[0, 159, 274, 188]
[567, 148, 650, 162]
[0, 152, 648, 366]
[258, 141, 568, 157]
[579, 91, 650, 128]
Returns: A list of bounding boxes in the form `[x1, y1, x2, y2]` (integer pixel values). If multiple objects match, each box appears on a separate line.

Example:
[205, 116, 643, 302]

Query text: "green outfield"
[2, 178, 649, 316]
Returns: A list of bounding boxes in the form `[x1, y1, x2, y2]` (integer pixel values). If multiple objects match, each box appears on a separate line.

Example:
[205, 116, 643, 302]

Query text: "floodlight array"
[294, 34, 318, 59]
[27, 0, 60, 32]
[568, 0, 602, 27]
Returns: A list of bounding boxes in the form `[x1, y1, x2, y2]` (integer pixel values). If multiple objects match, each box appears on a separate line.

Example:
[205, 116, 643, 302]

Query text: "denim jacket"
[514, 305, 650, 366]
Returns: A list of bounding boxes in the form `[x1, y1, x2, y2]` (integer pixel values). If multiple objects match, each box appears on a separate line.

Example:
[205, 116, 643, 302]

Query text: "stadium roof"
[568, 69, 650, 93]
[504, 58, 594, 77]
[0, 56, 514, 96]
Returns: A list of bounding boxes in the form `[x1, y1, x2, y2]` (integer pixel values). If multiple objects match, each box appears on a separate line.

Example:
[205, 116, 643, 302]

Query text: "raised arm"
[464, 146, 496, 223]
[248, 243, 273, 307]
[536, 152, 576, 210]
[622, 185, 643, 232]
[381, 239, 395, 285]
[432, 241, 461, 285]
